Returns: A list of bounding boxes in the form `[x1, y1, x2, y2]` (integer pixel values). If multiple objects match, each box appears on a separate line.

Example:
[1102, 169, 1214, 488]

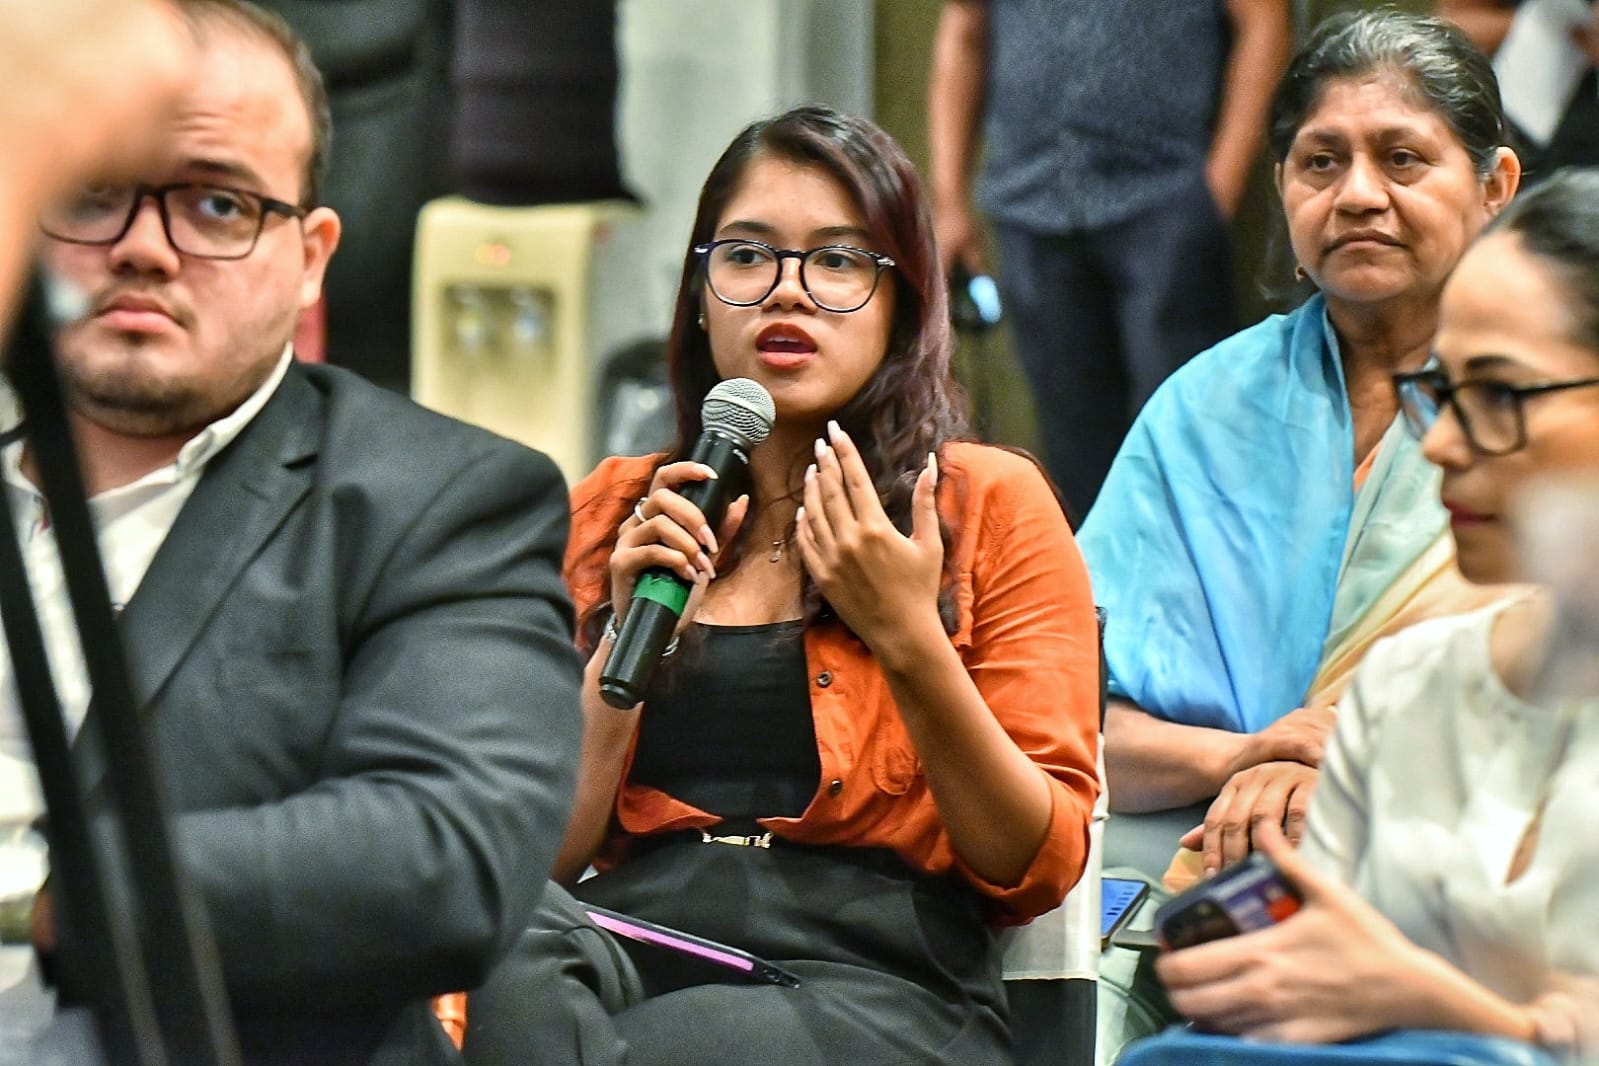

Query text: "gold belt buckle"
[699, 829, 772, 848]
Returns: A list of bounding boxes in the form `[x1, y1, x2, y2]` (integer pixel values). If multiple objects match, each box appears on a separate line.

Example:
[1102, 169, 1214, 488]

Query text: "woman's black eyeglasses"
[1394, 366, 1599, 456]
[694, 238, 895, 314]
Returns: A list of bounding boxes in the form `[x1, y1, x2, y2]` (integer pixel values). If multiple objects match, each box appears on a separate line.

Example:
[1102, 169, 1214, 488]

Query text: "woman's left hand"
[1156, 822, 1433, 1044]
[797, 421, 942, 650]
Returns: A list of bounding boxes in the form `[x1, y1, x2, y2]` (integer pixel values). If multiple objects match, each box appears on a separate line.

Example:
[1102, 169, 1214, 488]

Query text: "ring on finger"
[632, 498, 649, 525]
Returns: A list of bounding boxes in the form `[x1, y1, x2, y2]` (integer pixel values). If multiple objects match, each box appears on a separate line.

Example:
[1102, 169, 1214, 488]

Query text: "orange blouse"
[564, 441, 1101, 922]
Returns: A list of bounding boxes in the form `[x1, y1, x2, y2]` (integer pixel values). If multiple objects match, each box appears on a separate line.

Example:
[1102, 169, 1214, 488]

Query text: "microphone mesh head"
[701, 378, 775, 448]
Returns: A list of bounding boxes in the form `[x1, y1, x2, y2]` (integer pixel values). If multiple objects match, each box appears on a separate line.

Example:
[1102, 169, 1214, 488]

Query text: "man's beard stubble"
[57, 329, 269, 439]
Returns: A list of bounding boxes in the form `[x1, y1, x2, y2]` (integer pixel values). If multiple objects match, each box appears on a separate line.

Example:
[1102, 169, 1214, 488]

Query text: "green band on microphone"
[634, 572, 691, 614]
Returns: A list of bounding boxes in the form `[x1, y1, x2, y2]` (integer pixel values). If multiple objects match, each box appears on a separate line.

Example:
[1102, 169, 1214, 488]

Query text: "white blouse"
[1301, 601, 1599, 1051]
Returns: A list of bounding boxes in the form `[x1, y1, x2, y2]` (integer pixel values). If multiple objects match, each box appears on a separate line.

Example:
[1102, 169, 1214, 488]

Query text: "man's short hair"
[178, 0, 332, 207]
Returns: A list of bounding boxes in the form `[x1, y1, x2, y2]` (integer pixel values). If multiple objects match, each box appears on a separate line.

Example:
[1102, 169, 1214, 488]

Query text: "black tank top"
[629, 620, 820, 820]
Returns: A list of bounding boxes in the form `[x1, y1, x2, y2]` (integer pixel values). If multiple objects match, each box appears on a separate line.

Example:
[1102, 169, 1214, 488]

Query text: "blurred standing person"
[254, 0, 629, 390]
[1438, 0, 1599, 178]
[928, 0, 1290, 519]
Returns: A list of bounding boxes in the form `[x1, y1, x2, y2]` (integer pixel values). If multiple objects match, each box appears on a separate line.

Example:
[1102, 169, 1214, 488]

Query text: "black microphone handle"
[598, 431, 751, 708]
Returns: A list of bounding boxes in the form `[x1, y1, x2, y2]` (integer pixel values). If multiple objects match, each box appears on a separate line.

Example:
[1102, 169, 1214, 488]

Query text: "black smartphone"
[1153, 852, 1302, 950]
[1100, 876, 1150, 950]
[584, 904, 802, 990]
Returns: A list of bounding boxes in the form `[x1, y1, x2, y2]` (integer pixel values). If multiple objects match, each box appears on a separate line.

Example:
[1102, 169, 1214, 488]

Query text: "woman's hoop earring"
[697, 312, 707, 331]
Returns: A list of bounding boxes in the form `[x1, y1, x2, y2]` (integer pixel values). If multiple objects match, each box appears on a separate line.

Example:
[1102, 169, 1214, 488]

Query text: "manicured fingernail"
[698, 464, 718, 479]
[697, 552, 715, 578]
[827, 419, 842, 441]
[927, 451, 938, 481]
[1204, 866, 1217, 878]
[813, 437, 827, 458]
[699, 525, 718, 554]
[805, 463, 816, 481]
[796, 505, 806, 524]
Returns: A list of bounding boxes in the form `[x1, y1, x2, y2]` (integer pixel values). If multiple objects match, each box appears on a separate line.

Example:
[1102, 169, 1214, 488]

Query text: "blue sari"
[1078, 294, 1448, 735]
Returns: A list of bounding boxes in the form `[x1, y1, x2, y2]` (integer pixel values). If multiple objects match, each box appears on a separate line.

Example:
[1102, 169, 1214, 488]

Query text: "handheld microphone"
[598, 377, 775, 708]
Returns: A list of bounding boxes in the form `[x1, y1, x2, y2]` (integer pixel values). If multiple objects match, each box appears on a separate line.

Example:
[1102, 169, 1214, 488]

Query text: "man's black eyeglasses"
[694, 238, 895, 314]
[40, 183, 307, 261]
[1394, 365, 1599, 456]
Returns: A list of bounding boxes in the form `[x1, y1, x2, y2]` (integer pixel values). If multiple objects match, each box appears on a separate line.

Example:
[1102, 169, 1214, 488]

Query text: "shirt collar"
[173, 344, 293, 476]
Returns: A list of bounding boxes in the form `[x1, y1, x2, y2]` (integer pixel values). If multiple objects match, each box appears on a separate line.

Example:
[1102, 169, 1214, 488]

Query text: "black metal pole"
[1, 272, 238, 1065]
[0, 450, 153, 1066]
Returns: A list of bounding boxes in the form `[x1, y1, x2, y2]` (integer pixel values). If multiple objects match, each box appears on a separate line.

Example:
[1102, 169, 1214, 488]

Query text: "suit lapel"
[70, 367, 323, 803]
[120, 366, 320, 709]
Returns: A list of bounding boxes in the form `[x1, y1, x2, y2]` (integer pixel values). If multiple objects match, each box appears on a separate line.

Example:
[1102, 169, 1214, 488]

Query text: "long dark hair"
[573, 104, 969, 650]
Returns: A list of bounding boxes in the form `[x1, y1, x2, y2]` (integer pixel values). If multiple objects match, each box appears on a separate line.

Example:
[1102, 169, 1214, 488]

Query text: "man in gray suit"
[8, 2, 581, 1061]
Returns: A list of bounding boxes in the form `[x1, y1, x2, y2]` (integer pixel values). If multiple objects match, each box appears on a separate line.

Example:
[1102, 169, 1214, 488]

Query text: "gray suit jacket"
[63, 362, 582, 1065]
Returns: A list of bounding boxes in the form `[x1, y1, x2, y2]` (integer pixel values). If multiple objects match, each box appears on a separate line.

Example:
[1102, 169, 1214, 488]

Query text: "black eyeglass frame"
[40, 182, 309, 261]
[1393, 366, 1599, 457]
[693, 238, 897, 314]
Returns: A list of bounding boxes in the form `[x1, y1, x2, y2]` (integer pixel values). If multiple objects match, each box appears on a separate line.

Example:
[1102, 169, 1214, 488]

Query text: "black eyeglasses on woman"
[694, 238, 895, 314]
[1394, 365, 1599, 457]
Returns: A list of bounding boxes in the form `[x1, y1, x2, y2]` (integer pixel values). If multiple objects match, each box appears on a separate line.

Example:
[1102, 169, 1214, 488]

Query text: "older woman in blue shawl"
[1079, 11, 1521, 880]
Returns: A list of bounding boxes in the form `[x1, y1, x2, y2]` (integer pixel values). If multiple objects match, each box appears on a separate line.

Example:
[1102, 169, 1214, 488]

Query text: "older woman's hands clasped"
[1179, 704, 1336, 873]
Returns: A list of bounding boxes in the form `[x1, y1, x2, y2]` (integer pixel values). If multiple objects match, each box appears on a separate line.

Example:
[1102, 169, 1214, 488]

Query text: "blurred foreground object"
[1515, 475, 1599, 702]
[0, 0, 192, 330]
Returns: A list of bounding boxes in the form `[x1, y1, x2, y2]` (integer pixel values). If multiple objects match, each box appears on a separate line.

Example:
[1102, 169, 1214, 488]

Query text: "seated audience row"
[7, 4, 1597, 1064]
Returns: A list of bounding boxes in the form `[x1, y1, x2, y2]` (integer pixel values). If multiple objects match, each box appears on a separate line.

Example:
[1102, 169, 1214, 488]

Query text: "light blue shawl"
[1078, 294, 1446, 734]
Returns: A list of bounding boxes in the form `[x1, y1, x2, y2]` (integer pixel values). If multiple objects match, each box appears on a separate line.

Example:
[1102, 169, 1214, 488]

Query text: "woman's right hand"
[608, 461, 749, 630]
[1157, 822, 1456, 1044]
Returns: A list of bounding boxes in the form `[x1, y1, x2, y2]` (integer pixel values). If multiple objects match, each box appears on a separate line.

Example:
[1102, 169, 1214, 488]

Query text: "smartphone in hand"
[1154, 852, 1302, 950]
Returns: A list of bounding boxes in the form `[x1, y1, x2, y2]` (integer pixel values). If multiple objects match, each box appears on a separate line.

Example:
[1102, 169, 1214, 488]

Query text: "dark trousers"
[463, 840, 1011, 1066]
[995, 179, 1237, 521]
